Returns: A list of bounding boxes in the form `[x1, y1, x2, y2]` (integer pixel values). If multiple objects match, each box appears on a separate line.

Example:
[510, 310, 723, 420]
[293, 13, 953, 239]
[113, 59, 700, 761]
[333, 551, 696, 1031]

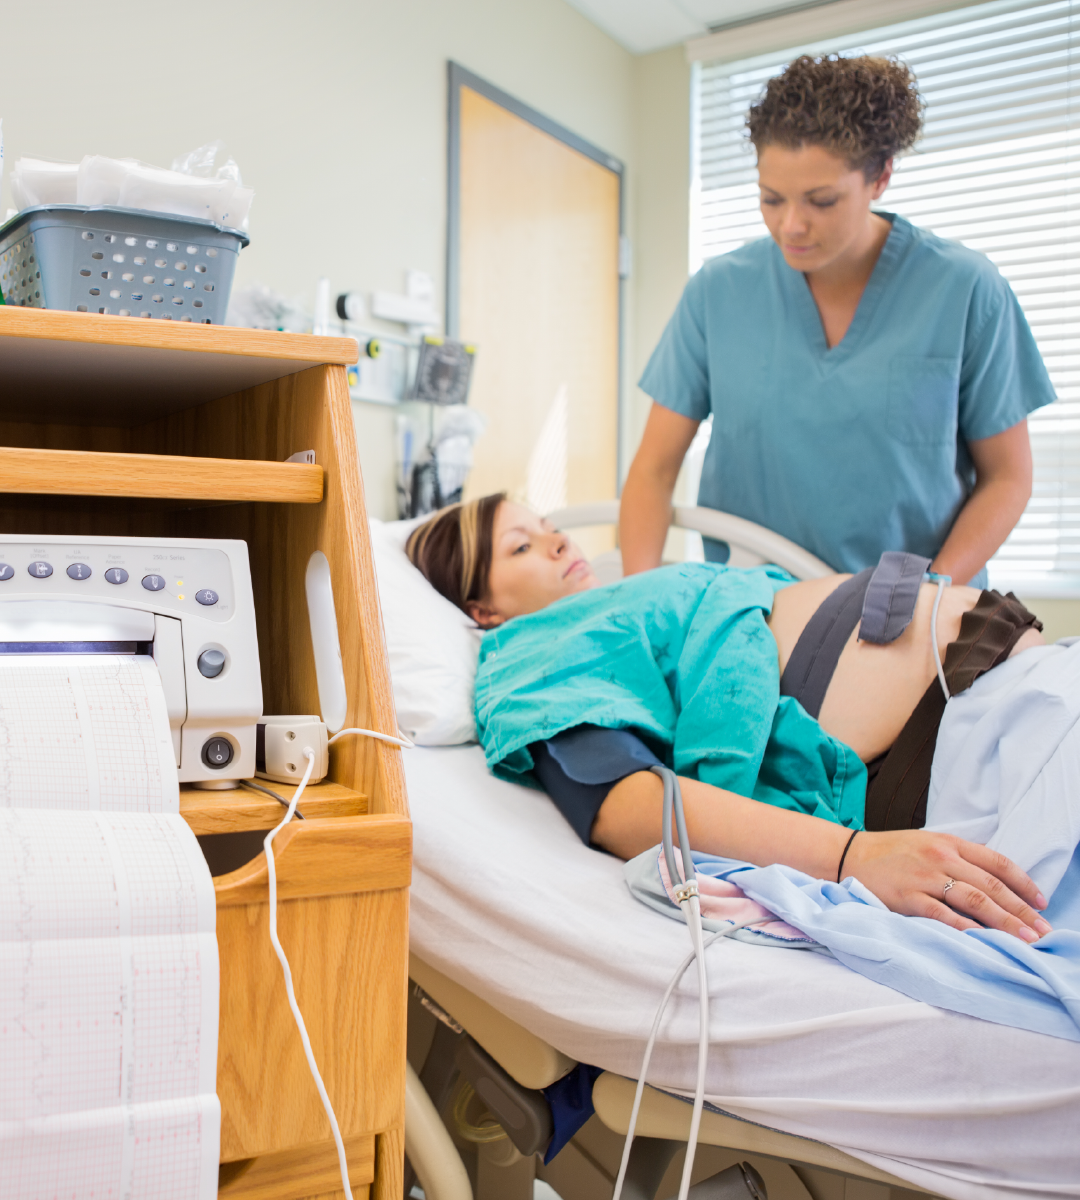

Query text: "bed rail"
[545, 500, 834, 582]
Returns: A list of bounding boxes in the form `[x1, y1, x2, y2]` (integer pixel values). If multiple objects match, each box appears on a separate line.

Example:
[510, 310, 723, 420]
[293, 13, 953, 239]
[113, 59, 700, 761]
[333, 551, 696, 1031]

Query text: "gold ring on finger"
[943, 878, 956, 898]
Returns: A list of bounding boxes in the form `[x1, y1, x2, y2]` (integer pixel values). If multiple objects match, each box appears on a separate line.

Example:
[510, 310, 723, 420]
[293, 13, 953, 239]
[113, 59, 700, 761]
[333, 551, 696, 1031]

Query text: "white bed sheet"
[406, 745, 1080, 1200]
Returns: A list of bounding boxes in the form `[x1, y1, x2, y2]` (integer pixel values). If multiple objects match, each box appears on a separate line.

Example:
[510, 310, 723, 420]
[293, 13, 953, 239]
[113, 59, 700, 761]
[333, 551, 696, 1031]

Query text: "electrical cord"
[264, 750, 352, 1198]
[611, 766, 769, 1200]
[263, 725, 413, 1200]
[328, 726, 415, 749]
[927, 572, 952, 702]
[240, 777, 305, 818]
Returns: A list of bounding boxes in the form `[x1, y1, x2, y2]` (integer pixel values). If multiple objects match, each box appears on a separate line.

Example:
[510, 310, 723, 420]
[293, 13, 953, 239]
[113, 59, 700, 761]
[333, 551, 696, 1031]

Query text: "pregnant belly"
[767, 576, 1043, 761]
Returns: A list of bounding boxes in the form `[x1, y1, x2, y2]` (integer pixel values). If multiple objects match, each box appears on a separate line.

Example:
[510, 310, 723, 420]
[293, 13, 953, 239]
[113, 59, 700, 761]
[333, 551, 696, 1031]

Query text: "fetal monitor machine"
[0, 534, 262, 786]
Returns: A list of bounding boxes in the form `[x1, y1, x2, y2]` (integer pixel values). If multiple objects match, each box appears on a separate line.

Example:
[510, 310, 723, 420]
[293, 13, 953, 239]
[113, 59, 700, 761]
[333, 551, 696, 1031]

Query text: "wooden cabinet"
[0, 307, 411, 1200]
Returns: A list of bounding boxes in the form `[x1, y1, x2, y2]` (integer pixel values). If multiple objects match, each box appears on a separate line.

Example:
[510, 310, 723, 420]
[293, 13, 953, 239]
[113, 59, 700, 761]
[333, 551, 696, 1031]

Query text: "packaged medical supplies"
[10, 141, 252, 229]
[1, 141, 252, 320]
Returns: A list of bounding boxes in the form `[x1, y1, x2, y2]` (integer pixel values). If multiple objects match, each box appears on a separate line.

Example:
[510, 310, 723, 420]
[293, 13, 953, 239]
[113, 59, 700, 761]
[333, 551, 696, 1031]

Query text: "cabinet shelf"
[0, 307, 359, 426]
[0, 445, 323, 504]
[180, 781, 368, 835]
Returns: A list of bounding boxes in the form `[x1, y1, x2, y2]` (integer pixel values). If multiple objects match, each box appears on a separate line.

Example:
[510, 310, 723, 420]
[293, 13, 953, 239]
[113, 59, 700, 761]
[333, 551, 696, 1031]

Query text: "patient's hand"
[845, 831, 1052, 943]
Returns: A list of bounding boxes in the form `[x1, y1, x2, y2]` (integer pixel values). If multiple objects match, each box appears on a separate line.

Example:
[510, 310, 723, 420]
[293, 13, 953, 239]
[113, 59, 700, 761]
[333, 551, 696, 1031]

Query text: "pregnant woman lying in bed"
[405, 493, 1053, 945]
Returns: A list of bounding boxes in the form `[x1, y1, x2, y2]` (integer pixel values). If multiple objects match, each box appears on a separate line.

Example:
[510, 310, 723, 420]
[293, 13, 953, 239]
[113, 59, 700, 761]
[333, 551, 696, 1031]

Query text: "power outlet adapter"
[256, 715, 329, 784]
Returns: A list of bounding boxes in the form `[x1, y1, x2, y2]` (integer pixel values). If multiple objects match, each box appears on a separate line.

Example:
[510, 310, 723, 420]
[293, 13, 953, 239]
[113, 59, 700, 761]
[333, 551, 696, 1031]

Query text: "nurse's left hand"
[844, 830, 1053, 943]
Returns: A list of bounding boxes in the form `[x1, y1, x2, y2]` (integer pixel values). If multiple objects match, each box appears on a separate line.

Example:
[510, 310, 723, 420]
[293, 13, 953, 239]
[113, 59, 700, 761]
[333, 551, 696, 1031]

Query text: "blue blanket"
[628, 639, 1080, 1041]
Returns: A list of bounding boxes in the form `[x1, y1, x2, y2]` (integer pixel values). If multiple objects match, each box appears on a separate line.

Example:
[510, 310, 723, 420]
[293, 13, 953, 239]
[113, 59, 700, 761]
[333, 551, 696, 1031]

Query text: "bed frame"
[406, 504, 944, 1200]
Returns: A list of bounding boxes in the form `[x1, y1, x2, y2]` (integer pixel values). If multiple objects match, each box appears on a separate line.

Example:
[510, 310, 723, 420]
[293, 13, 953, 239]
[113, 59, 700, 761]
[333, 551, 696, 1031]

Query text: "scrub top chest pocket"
[887, 357, 960, 446]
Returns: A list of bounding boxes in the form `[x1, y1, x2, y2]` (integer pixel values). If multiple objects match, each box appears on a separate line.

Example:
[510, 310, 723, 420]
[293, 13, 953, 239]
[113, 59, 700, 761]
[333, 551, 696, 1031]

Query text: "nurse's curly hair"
[405, 492, 505, 615]
[747, 55, 924, 179]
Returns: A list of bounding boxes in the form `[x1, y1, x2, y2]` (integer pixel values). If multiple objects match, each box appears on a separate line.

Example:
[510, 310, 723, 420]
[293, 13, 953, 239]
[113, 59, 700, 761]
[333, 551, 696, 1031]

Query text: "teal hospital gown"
[474, 563, 866, 829]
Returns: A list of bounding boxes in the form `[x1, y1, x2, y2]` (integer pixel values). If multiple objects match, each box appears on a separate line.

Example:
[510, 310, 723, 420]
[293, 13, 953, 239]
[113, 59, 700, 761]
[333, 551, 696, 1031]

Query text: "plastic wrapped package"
[11, 141, 253, 230]
[225, 282, 311, 333]
[11, 158, 79, 207]
[396, 405, 487, 517]
[116, 163, 238, 224]
[75, 155, 137, 206]
[435, 406, 488, 501]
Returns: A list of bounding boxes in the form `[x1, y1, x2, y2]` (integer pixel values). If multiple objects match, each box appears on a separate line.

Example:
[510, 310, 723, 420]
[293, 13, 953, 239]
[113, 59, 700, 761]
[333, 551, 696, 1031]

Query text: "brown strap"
[863, 590, 1042, 832]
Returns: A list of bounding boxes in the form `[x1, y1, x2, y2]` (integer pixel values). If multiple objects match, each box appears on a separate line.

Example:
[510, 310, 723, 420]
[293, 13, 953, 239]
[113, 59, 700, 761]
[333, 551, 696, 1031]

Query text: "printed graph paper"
[0, 655, 178, 812]
[0, 659, 219, 1200]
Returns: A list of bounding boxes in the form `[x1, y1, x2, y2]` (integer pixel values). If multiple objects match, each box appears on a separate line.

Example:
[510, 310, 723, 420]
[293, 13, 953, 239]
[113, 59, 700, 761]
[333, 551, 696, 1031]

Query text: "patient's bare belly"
[767, 577, 1044, 762]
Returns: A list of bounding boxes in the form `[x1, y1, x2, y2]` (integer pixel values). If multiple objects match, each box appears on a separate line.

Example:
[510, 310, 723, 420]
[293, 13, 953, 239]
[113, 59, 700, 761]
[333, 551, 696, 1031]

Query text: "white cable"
[679, 891, 710, 1200]
[258, 722, 411, 1198]
[328, 726, 415, 749]
[929, 574, 951, 702]
[264, 749, 353, 1200]
[610, 916, 767, 1200]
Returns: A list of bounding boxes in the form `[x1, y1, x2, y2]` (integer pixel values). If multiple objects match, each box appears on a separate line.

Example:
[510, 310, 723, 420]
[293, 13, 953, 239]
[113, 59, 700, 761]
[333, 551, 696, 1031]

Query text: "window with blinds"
[693, 0, 1080, 595]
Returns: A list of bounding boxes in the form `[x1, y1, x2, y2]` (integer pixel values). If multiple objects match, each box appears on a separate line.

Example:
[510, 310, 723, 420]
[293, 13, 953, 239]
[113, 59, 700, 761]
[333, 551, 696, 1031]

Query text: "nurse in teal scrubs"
[620, 55, 1056, 587]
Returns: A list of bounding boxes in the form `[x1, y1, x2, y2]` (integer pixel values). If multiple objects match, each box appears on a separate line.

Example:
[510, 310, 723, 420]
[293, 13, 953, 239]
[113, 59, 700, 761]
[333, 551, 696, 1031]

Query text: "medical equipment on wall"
[0, 534, 261, 787]
[397, 403, 487, 518]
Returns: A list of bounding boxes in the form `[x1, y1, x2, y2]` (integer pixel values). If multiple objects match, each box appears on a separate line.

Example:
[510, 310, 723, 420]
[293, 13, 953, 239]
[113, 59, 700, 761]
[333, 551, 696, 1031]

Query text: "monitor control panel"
[0, 541, 235, 622]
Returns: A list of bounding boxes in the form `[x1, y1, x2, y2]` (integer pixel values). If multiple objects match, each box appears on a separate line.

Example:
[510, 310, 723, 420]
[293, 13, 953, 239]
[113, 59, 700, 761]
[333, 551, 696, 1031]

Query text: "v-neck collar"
[782, 211, 910, 369]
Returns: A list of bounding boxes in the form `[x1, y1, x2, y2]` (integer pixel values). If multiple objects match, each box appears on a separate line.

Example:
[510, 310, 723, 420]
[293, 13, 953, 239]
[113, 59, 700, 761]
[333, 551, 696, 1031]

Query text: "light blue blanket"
[628, 639, 1080, 1041]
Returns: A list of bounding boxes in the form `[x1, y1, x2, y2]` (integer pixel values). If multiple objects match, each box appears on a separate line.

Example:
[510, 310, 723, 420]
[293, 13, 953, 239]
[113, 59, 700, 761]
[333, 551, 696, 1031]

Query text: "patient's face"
[468, 501, 598, 627]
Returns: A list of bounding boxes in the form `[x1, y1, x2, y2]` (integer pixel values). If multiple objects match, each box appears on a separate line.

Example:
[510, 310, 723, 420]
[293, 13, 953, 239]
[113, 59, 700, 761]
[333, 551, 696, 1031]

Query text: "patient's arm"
[593, 771, 1051, 943]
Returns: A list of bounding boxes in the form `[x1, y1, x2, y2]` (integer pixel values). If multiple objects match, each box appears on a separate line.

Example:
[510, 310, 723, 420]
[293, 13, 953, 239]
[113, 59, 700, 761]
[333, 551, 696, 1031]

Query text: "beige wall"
[627, 45, 693, 466]
[3, 0, 636, 518]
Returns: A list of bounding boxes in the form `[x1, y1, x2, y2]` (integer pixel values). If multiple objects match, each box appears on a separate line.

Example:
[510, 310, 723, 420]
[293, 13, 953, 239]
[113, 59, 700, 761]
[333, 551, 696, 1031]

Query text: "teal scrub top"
[639, 214, 1056, 585]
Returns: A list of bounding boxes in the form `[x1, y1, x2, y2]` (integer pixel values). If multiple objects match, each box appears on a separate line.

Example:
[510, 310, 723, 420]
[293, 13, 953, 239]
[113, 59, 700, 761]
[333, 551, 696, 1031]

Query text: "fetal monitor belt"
[780, 551, 930, 720]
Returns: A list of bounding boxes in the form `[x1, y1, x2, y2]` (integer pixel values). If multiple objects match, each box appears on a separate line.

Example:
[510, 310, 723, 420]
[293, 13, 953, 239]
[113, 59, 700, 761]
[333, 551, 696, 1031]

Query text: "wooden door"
[451, 70, 622, 550]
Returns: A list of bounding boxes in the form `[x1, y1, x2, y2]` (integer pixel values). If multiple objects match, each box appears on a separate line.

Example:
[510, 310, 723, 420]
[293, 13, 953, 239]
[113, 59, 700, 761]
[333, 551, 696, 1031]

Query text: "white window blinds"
[693, 0, 1080, 595]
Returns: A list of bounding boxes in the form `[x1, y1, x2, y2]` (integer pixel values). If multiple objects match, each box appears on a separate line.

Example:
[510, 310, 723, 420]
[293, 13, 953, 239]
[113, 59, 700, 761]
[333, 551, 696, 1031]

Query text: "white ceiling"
[563, 0, 820, 54]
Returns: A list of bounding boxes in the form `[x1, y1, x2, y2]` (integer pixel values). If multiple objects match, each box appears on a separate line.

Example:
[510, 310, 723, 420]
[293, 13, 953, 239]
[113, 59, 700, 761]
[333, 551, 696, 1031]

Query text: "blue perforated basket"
[0, 205, 249, 324]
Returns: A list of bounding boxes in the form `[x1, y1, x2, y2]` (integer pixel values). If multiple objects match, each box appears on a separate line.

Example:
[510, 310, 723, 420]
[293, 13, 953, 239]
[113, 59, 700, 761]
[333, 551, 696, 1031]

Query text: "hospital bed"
[384, 503, 1080, 1200]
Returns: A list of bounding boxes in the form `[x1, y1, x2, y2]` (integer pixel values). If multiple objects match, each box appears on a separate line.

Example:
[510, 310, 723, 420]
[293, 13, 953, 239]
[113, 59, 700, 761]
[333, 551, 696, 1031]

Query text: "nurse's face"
[757, 143, 892, 274]
[467, 501, 599, 628]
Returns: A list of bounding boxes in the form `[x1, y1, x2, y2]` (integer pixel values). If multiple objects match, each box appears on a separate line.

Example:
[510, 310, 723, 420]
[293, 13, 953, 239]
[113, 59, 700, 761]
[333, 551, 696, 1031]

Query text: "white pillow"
[369, 517, 481, 745]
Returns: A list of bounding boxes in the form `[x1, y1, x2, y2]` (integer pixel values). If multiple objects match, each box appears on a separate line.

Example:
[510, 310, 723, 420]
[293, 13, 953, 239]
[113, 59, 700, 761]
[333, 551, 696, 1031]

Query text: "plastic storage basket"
[0, 205, 249, 324]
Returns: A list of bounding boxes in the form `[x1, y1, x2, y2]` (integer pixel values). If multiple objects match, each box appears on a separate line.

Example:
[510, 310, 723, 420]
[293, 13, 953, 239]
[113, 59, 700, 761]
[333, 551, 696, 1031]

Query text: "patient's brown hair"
[405, 493, 505, 616]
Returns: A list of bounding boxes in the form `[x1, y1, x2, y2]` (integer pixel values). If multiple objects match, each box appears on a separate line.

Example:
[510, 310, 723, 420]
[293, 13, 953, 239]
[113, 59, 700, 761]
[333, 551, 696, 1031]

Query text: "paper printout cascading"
[0, 654, 220, 1200]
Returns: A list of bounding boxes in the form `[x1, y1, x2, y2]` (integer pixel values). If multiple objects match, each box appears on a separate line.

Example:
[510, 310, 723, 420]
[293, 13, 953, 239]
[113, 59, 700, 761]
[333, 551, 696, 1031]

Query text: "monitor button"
[197, 649, 226, 679]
